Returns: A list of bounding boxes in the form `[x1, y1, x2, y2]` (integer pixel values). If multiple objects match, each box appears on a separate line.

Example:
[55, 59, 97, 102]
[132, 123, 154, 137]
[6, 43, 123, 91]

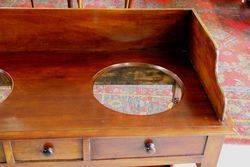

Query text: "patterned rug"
[130, 0, 250, 145]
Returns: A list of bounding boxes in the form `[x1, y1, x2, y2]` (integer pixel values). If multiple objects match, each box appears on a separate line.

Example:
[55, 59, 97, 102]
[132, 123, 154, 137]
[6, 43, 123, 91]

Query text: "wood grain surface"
[189, 11, 226, 121]
[0, 155, 203, 167]
[12, 138, 83, 161]
[0, 9, 231, 140]
[0, 49, 231, 139]
[197, 135, 224, 167]
[91, 136, 206, 160]
[0, 9, 189, 53]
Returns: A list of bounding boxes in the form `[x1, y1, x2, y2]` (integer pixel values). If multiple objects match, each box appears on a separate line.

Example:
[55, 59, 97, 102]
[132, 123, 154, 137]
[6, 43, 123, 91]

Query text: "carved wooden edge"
[189, 9, 228, 122]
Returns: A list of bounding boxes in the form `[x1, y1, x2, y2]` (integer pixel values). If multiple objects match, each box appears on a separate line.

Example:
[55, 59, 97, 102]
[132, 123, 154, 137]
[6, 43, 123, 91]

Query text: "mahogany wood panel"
[189, 11, 225, 121]
[0, 142, 5, 163]
[197, 135, 224, 167]
[0, 9, 190, 53]
[0, 155, 203, 167]
[90, 136, 206, 160]
[0, 9, 231, 167]
[0, 9, 232, 140]
[0, 49, 231, 139]
[12, 138, 83, 161]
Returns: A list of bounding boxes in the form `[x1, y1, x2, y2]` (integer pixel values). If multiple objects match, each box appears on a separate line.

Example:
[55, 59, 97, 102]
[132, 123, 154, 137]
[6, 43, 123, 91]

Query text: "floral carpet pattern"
[84, 0, 124, 8]
[32, 0, 68, 8]
[0, 0, 32, 7]
[93, 65, 182, 115]
[0, 0, 249, 144]
[129, 0, 250, 144]
[93, 85, 175, 115]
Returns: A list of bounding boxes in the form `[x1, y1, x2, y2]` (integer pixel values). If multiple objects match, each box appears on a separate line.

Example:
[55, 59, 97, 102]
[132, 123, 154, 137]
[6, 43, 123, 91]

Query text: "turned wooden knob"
[144, 139, 156, 154]
[42, 143, 54, 156]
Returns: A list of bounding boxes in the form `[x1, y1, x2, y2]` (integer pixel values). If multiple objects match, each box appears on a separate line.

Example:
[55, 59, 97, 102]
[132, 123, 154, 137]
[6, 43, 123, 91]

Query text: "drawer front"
[12, 138, 83, 161]
[0, 142, 5, 162]
[91, 136, 207, 160]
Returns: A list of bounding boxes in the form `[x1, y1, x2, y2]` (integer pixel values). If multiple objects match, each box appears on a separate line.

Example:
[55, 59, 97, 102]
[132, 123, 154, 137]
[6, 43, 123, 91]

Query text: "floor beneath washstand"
[173, 144, 250, 167]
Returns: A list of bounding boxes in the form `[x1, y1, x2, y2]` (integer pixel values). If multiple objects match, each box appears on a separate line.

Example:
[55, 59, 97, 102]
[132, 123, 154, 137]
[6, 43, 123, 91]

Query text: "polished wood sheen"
[91, 136, 206, 160]
[0, 9, 189, 53]
[0, 9, 233, 167]
[11, 139, 83, 161]
[0, 156, 203, 167]
[0, 49, 230, 139]
[189, 11, 225, 121]
[197, 136, 224, 167]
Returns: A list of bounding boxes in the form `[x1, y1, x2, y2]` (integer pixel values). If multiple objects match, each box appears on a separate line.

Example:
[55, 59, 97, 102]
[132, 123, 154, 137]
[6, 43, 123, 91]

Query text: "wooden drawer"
[12, 138, 83, 161]
[0, 142, 5, 163]
[91, 136, 207, 160]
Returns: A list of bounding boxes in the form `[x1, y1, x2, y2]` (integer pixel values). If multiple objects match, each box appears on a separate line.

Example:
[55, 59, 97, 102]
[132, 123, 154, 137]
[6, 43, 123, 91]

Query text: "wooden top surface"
[0, 49, 231, 139]
[0, 9, 232, 139]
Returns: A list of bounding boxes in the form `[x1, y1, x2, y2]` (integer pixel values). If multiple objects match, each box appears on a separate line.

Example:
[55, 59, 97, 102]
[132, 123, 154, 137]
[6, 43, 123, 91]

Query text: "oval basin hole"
[93, 63, 184, 115]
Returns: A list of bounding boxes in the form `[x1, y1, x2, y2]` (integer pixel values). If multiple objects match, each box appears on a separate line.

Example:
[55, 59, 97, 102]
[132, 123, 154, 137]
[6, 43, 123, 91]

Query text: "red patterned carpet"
[0, 0, 249, 144]
[136, 0, 250, 145]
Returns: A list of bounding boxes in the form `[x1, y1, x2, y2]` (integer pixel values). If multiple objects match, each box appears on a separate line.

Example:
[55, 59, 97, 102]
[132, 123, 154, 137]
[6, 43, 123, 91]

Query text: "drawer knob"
[144, 139, 156, 154]
[42, 143, 54, 156]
